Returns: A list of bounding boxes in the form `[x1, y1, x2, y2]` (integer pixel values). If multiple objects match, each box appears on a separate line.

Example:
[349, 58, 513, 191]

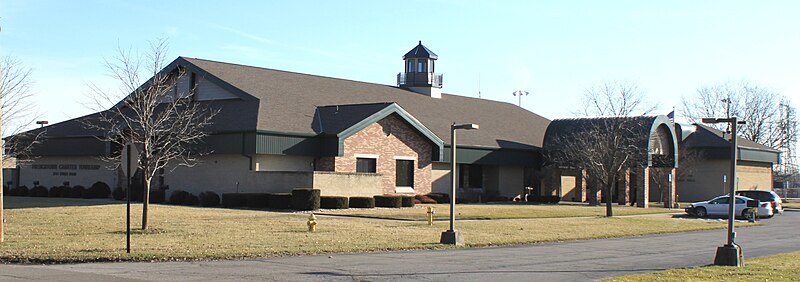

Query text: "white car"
[735, 190, 784, 215]
[685, 195, 774, 219]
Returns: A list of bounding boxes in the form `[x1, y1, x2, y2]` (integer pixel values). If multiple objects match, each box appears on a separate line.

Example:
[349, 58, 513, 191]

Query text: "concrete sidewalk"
[3, 211, 799, 281]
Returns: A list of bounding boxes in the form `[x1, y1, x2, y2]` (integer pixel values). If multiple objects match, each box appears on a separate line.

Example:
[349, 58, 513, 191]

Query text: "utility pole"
[721, 97, 732, 133]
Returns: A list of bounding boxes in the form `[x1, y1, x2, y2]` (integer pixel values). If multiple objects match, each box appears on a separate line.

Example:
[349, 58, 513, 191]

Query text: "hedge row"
[320, 196, 349, 209]
[217, 191, 424, 210]
[527, 195, 561, 204]
[7, 182, 450, 211]
[6, 182, 112, 199]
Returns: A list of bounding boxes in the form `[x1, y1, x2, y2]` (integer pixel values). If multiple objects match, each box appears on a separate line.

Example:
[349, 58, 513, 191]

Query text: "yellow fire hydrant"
[747, 207, 758, 223]
[426, 206, 435, 226]
[307, 213, 318, 232]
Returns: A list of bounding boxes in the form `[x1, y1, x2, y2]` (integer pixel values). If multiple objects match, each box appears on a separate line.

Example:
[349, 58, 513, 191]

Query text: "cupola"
[397, 41, 443, 98]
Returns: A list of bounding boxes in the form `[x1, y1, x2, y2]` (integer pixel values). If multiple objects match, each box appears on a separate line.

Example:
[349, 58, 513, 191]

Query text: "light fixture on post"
[512, 90, 529, 107]
[440, 122, 479, 245]
[35, 120, 48, 128]
[702, 117, 746, 266]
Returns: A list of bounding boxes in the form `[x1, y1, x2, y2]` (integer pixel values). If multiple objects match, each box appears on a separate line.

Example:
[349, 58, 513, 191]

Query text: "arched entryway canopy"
[540, 115, 679, 208]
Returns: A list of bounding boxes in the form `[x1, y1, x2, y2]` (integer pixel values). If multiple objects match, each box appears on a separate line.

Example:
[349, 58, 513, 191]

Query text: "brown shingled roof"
[181, 57, 551, 149]
[683, 124, 779, 152]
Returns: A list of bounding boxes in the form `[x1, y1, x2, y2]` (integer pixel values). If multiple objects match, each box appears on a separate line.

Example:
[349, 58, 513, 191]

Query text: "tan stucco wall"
[431, 162, 450, 194]
[736, 161, 773, 191]
[561, 175, 577, 199]
[164, 154, 383, 197]
[17, 156, 117, 189]
[254, 154, 314, 172]
[676, 159, 773, 202]
[164, 154, 314, 195]
[312, 171, 383, 197]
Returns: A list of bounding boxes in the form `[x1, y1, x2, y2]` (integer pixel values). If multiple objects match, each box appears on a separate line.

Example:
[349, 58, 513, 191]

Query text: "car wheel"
[741, 210, 750, 220]
[695, 207, 707, 218]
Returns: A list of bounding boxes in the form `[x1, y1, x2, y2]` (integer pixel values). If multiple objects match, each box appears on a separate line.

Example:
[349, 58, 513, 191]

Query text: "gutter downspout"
[241, 132, 253, 171]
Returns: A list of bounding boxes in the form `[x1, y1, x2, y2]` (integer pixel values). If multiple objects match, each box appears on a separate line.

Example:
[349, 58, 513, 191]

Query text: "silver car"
[685, 195, 774, 218]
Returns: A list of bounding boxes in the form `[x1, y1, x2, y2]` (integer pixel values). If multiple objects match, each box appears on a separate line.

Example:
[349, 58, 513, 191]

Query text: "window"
[407, 60, 415, 72]
[356, 158, 376, 173]
[417, 59, 428, 73]
[458, 164, 483, 188]
[396, 160, 414, 187]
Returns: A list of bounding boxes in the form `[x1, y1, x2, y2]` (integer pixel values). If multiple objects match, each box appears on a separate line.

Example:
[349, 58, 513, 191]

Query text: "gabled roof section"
[685, 124, 780, 153]
[113, 57, 258, 109]
[313, 103, 394, 135]
[403, 41, 438, 59]
[314, 102, 444, 160]
[181, 57, 550, 150]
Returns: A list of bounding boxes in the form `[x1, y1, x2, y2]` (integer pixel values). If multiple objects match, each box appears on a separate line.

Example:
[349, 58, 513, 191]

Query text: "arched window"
[649, 125, 673, 156]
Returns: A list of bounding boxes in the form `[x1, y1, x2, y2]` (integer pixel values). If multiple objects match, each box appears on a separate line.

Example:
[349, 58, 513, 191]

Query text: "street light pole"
[449, 124, 457, 233]
[703, 116, 746, 266]
[441, 123, 479, 245]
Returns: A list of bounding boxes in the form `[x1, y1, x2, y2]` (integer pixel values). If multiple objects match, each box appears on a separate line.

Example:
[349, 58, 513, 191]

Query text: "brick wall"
[333, 114, 433, 194]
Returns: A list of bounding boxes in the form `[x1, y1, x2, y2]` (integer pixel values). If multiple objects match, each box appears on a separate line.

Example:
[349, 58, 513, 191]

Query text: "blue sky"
[1, 0, 799, 131]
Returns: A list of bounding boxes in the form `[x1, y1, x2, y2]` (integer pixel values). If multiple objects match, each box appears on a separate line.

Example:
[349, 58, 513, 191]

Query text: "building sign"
[31, 163, 102, 177]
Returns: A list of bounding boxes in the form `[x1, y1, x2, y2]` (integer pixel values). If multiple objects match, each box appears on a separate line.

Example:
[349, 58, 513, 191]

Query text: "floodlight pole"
[512, 90, 529, 107]
[441, 123, 478, 245]
[703, 117, 746, 266]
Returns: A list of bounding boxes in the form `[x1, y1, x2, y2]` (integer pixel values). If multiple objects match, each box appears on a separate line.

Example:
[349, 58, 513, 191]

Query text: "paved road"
[3, 211, 799, 282]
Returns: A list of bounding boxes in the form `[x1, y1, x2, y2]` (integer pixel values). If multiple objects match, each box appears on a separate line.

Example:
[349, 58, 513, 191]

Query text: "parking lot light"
[703, 117, 746, 266]
[440, 123, 478, 245]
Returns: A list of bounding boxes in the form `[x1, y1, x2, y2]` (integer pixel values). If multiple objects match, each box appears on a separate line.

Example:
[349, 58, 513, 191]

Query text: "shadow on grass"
[109, 228, 168, 235]
[3, 196, 121, 209]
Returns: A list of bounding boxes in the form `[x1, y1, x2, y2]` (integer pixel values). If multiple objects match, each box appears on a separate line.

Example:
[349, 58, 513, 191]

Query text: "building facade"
[14, 42, 550, 200]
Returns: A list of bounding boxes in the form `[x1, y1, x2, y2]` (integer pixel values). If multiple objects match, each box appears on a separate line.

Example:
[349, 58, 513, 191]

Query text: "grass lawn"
[0, 197, 752, 263]
[319, 203, 681, 220]
[782, 202, 800, 209]
[603, 250, 800, 282]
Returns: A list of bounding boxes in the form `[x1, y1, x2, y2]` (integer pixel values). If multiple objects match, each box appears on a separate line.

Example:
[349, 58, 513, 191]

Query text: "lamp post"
[35, 120, 48, 128]
[702, 117, 746, 266]
[440, 122, 479, 245]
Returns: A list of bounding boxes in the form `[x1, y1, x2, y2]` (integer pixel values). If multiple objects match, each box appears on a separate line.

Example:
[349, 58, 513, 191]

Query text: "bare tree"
[546, 118, 650, 216]
[1, 55, 43, 242]
[681, 81, 795, 148]
[650, 144, 703, 203]
[85, 39, 217, 230]
[548, 82, 654, 216]
[682, 81, 798, 186]
[0, 56, 42, 163]
[578, 81, 656, 117]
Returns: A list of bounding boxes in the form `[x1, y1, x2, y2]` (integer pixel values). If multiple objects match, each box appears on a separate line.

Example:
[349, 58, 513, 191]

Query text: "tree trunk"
[141, 176, 151, 230]
[1, 109, 4, 243]
[606, 174, 615, 217]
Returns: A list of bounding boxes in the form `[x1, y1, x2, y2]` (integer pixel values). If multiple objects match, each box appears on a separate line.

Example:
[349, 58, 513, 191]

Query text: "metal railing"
[397, 72, 443, 88]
